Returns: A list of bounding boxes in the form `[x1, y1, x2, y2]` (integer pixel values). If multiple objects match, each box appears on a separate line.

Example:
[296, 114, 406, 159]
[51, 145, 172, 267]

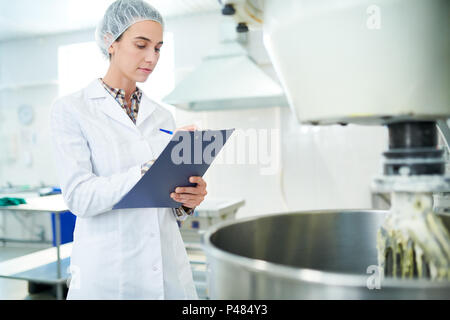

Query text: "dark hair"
[108, 33, 124, 60]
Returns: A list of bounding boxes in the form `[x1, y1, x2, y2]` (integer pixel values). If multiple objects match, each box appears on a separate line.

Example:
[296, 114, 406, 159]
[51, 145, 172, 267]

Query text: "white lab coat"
[50, 78, 198, 300]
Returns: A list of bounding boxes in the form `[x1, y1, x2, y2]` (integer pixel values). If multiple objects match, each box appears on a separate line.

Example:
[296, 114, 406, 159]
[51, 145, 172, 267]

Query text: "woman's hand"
[174, 124, 198, 133]
[171, 176, 207, 209]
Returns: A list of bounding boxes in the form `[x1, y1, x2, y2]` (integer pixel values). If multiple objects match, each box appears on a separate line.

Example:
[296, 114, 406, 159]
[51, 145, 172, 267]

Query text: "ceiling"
[0, 0, 221, 42]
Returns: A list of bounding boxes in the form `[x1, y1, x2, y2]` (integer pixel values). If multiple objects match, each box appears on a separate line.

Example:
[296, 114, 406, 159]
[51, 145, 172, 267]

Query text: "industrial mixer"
[203, 0, 450, 299]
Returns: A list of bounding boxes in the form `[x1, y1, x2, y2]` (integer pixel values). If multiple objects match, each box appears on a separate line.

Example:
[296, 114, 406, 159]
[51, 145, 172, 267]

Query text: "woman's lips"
[138, 68, 152, 74]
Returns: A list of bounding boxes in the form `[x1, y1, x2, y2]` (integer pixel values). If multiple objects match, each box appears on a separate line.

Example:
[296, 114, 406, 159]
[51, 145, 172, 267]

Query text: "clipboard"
[113, 128, 235, 209]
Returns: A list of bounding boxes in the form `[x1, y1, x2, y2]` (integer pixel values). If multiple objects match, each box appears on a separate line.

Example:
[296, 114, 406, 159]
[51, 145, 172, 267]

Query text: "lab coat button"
[150, 232, 155, 238]
[152, 266, 158, 271]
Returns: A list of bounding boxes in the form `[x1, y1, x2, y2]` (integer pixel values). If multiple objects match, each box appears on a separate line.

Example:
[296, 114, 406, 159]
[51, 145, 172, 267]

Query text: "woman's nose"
[145, 51, 157, 63]
[144, 56, 153, 64]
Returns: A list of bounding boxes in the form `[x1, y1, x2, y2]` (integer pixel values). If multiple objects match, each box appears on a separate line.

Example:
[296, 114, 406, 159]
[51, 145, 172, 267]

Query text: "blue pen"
[159, 128, 173, 135]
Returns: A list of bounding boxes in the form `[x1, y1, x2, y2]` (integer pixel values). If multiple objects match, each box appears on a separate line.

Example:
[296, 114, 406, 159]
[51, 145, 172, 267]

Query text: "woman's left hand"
[171, 176, 207, 209]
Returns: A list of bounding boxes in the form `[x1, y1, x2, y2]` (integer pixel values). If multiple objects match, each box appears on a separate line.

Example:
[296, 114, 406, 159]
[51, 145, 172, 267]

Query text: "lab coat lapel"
[85, 79, 139, 131]
[136, 94, 156, 127]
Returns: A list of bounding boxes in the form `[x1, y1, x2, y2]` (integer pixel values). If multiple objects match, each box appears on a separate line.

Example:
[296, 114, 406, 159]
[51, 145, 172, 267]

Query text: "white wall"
[0, 29, 94, 188]
[0, 10, 389, 240]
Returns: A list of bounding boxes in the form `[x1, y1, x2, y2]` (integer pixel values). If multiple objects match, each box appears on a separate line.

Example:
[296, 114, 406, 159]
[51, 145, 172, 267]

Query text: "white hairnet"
[95, 0, 164, 59]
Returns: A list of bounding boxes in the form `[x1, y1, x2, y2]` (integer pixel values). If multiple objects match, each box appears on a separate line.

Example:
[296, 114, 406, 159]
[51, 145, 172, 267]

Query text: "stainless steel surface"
[4, 258, 70, 284]
[202, 210, 450, 299]
[180, 198, 244, 244]
[187, 247, 208, 300]
[0, 200, 70, 300]
[163, 40, 288, 111]
[437, 120, 450, 152]
[221, 0, 450, 124]
[372, 175, 450, 193]
[181, 198, 245, 299]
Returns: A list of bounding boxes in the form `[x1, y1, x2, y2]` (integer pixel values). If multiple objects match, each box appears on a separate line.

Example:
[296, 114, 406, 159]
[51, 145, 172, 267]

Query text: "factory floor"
[0, 244, 56, 300]
[0, 242, 208, 300]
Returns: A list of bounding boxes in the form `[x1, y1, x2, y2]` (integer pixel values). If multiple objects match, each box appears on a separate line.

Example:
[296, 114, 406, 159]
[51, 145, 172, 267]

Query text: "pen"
[159, 128, 173, 135]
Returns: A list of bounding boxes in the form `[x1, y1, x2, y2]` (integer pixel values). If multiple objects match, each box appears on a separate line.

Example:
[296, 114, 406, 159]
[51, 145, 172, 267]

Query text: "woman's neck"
[102, 66, 136, 102]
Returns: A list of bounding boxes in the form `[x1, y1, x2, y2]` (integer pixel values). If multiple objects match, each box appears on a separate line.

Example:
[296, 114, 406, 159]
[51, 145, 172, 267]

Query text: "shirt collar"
[99, 78, 142, 103]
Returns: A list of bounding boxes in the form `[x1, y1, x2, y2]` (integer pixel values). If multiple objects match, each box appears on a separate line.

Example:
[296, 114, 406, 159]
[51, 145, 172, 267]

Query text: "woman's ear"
[103, 33, 115, 55]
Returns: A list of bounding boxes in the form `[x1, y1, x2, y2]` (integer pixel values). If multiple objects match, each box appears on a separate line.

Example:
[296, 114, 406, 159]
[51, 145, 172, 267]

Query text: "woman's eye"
[155, 47, 161, 52]
[137, 44, 146, 49]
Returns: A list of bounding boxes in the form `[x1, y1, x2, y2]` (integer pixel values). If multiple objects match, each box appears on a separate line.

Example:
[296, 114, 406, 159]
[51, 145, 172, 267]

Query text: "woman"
[50, 0, 206, 299]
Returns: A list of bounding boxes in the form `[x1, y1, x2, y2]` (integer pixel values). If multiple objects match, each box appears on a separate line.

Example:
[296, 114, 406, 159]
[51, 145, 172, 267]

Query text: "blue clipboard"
[113, 129, 235, 209]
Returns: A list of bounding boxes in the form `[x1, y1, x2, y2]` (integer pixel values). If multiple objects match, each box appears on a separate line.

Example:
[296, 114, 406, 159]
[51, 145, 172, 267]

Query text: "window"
[58, 41, 108, 97]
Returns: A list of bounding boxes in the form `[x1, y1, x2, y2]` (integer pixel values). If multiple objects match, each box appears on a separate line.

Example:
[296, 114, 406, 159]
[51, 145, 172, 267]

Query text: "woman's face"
[108, 20, 163, 83]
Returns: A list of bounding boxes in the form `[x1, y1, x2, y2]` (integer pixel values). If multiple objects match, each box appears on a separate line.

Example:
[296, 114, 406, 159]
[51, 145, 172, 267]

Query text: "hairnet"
[95, 0, 164, 59]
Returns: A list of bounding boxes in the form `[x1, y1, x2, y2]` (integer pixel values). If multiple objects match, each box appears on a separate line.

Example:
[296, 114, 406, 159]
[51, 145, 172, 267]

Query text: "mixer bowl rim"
[201, 209, 450, 289]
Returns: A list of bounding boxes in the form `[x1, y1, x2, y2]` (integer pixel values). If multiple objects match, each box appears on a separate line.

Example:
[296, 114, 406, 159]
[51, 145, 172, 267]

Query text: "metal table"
[180, 197, 245, 245]
[179, 198, 245, 299]
[0, 194, 69, 299]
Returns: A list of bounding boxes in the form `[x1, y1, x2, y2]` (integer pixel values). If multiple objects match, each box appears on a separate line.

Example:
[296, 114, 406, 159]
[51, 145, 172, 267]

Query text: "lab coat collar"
[85, 78, 156, 130]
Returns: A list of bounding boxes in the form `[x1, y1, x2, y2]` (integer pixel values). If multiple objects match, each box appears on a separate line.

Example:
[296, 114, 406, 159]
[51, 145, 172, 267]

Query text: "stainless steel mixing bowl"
[202, 210, 450, 299]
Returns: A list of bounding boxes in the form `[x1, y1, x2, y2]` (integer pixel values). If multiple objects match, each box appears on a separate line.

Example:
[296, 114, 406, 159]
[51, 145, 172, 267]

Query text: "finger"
[175, 124, 198, 133]
[170, 193, 184, 203]
[171, 192, 200, 203]
[174, 193, 203, 202]
[175, 187, 207, 196]
[189, 176, 206, 187]
[183, 124, 198, 131]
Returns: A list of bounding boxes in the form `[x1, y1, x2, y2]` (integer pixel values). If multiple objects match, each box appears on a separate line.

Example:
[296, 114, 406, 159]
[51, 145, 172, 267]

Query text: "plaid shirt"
[100, 78, 194, 220]
[100, 78, 142, 125]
